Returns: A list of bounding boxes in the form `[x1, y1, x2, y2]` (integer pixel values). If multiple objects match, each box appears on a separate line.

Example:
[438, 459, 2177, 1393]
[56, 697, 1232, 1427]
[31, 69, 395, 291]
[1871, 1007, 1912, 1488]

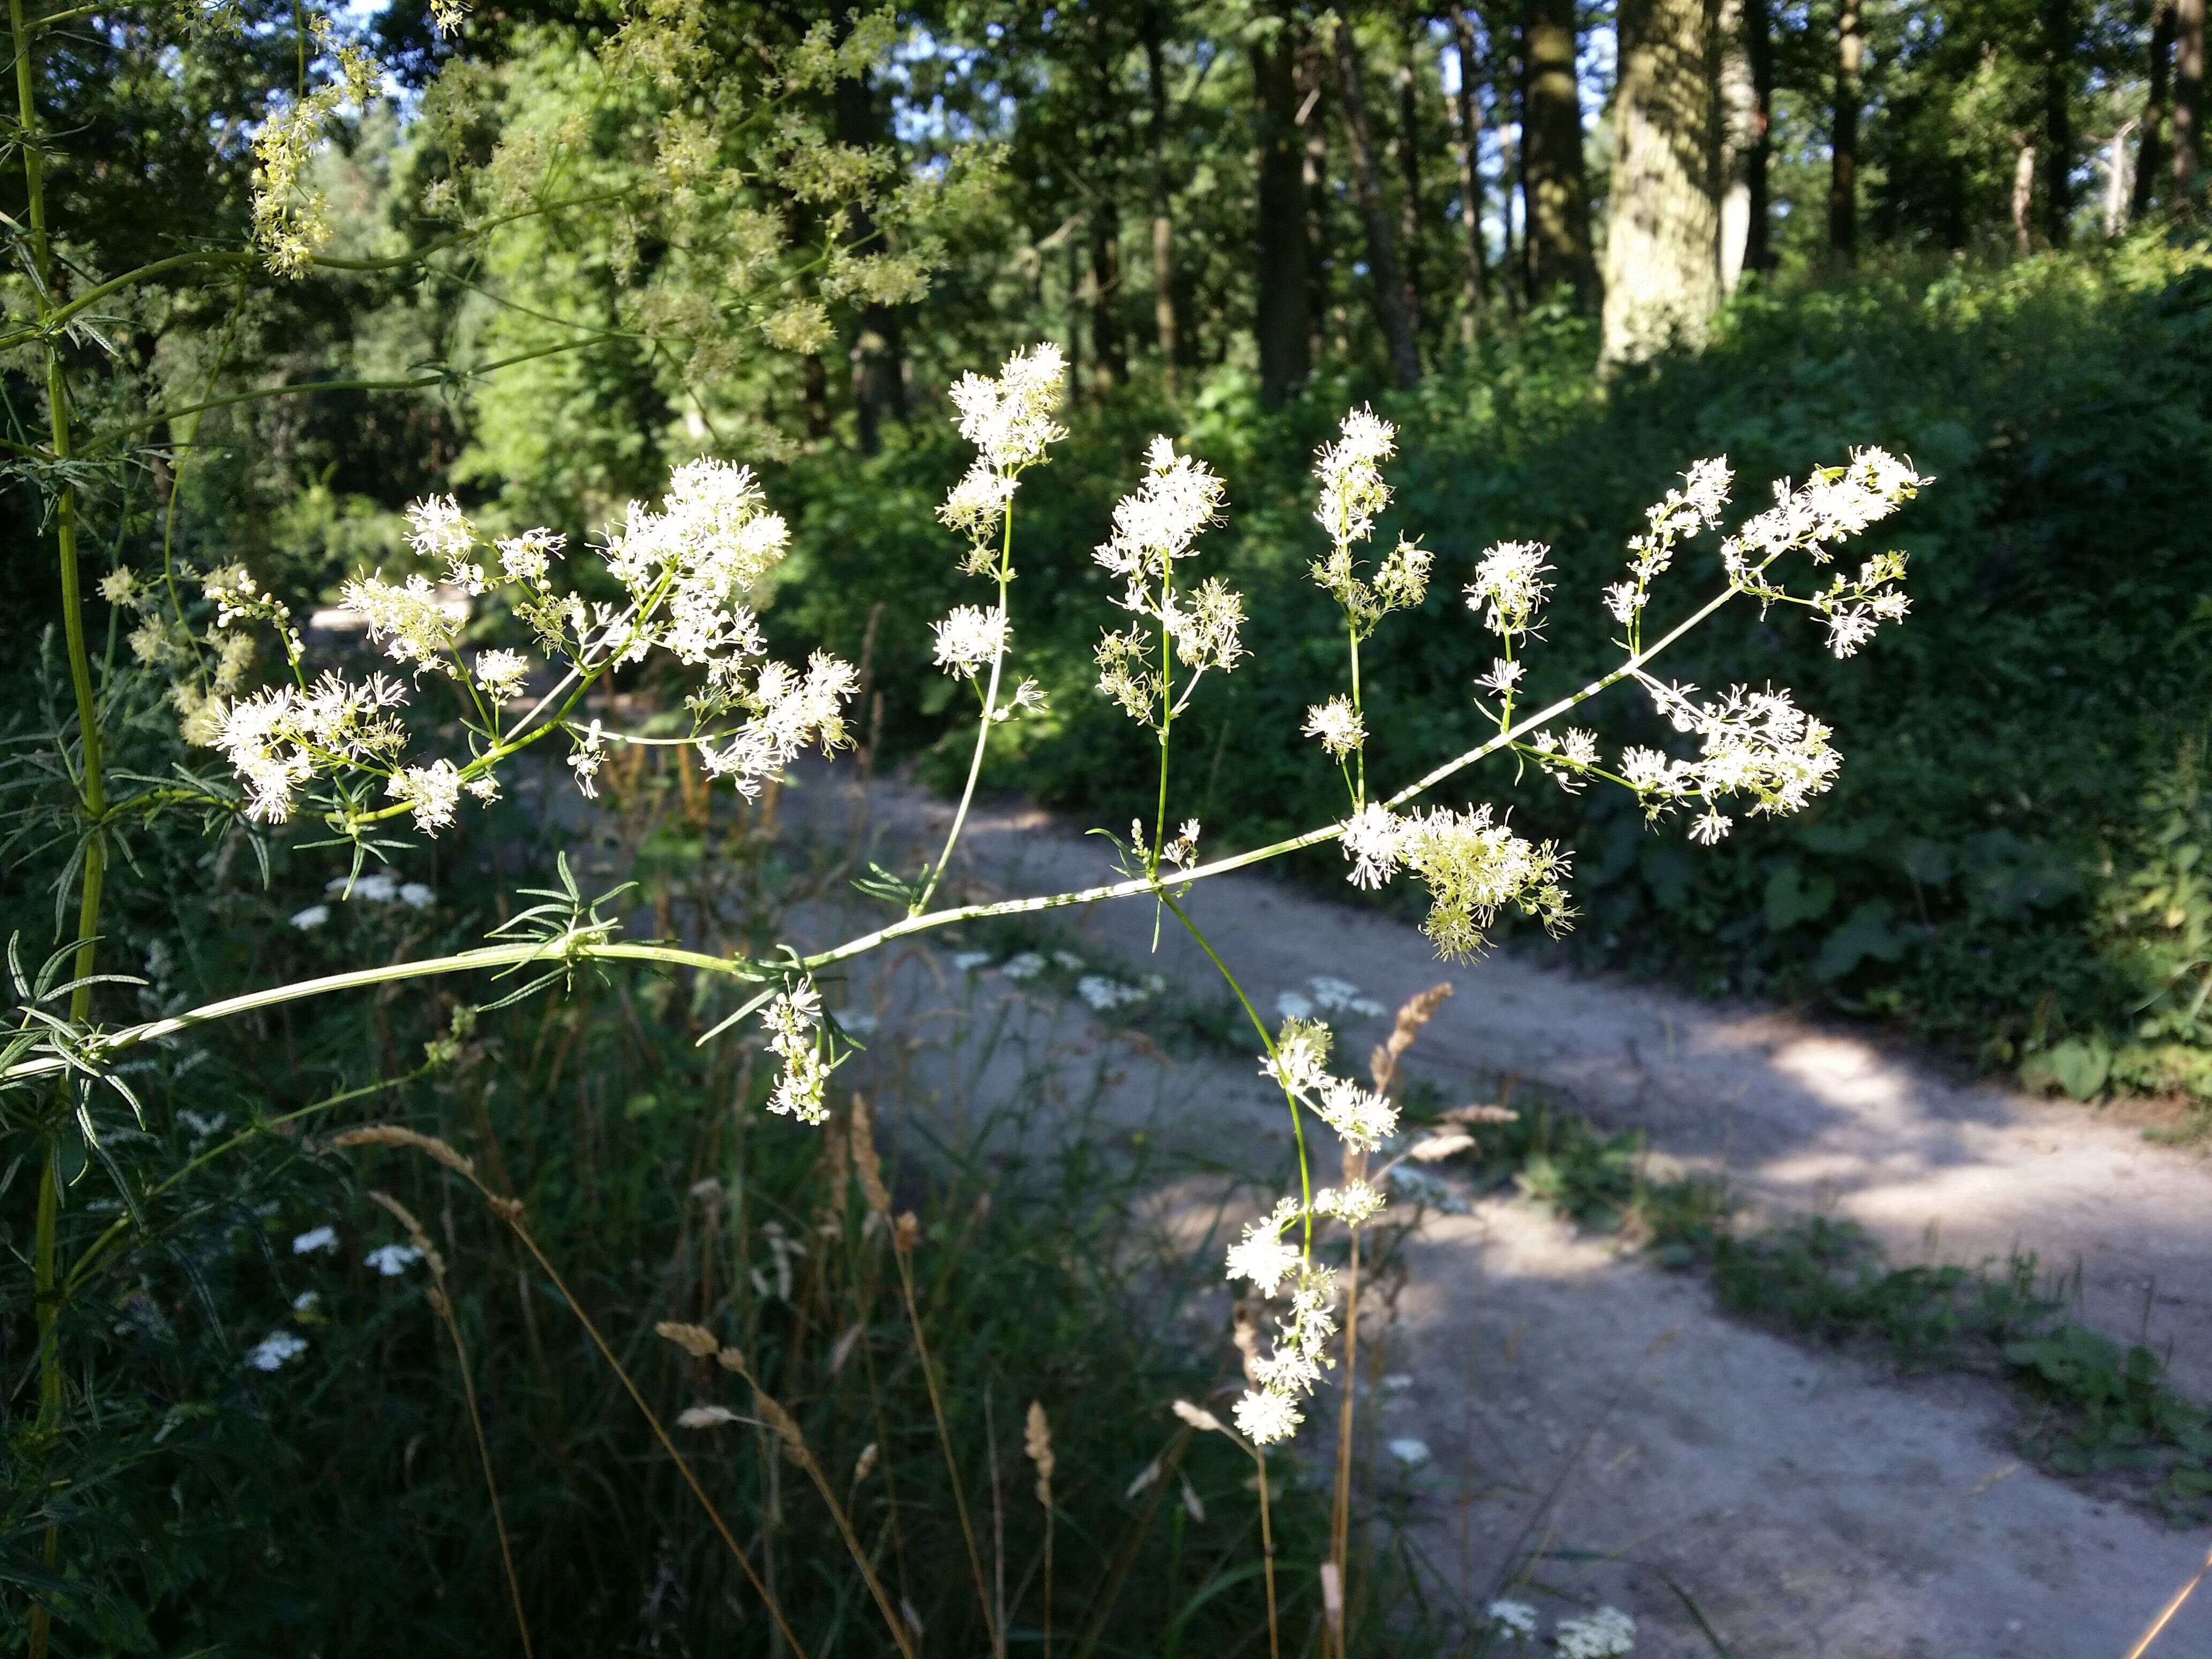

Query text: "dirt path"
[757, 764, 2212, 1657]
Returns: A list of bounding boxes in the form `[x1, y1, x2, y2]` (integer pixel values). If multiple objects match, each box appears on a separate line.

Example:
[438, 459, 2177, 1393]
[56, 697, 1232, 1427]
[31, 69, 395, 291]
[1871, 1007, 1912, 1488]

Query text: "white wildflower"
[568, 719, 607, 799]
[952, 950, 993, 972]
[1234, 1387, 1303, 1446]
[1466, 541, 1553, 637]
[406, 495, 483, 593]
[1339, 803, 1405, 891]
[341, 573, 466, 676]
[496, 527, 564, 586]
[474, 648, 531, 705]
[289, 904, 330, 931]
[1487, 1600, 1539, 1639]
[932, 605, 1009, 678]
[947, 342, 1067, 474]
[386, 760, 466, 834]
[1303, 697, 1365, 758]
[398, 882, 435, 908]
[1275, 989, 1315, 1021]
[99, 568, 146, 608]
[1313, 407, 1395, 547]
[1161, 817, 1202, 871]
[1557, 1606, 1636, 1659]
[247, 1331, 308, 1371]
[1474, 657, 1526, 699]
[365, 1243, 424, 1277]
[292, 1225, 339, 1254]
[1225, 1199, 1304, 1296]
[1077, 975, 1146, 1012]
[1314, 1077, 1397, 1150]
[1000, 952, 1046, 981]
[1386, 1437, 1431, 1467]
[1527, 727, 1601, 794]
[1312, 1180, 1386, 1227]
[1093, 436, 1227, 601]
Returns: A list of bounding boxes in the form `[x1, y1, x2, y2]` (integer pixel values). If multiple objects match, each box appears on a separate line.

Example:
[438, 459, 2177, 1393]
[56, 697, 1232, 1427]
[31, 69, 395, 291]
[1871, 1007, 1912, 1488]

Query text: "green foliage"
[778, 237, 2212, 1104]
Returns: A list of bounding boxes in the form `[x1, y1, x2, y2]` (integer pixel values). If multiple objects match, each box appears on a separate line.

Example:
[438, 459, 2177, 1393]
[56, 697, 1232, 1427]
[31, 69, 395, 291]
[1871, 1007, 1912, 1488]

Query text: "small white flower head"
[289, 904, 330, 931]
[292, 1225, 339, 1255]
[342, 572, 466, 676]
[761, 983, 831, 1124]
[1313, 406, 1396, 548]
[1466, 541, 1553, 637]
[1265, 1016, 1334, 1095]
[1312, 1180, 1386, 1227]
[932, 605, 1009, 678]
[1225, 1198, 1304, 1296]
[365, 1243, 424, 1277]
[1161, 817, 1202, 871]
[406, 494, 484, 593]
[99, 568, 147, 608]
[247, 1330, 309, 1371]
[1000, 951, 1046, 981]
[1386, 1436, 1431, 1467]
[1487, 1600, 1539, 1639]
[1604, 580, 1643, 624]
[1163, 575, 1246, 676]
[1095, 437, 1228, 602]
[1528, 727, 1601, 794]
[474, 648, 530, 705]
[1234, 1387, 1303, 1446]
[1077, 974, 1147, 1011]
[1339, 803, 1405, 891]
[948, 342, 1067, 474]
[386, 759, 466, 834]
[567, 719, 607, 799]
[398, 881, 435, 908]
[1395, 805, 1573, 961]
[1556, 1606, 1636, 1659]
[1275, 989, 1316, 1021]
[952, 950, 993, 972]
[1303, 697, 1366, 759]
[496, 527, 564, 587]
[1474, 657, 1526, 700]
[1314, 1077, 1398, 1151]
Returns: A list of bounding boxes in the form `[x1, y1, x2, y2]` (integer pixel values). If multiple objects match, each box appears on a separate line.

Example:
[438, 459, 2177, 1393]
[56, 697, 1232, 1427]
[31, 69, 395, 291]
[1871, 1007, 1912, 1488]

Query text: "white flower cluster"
[1336, 803, 1572, 960]
[1716, 448, 1927, 659]
[932, 604, 1009, 678]
[762, 983, 829, 1124]
[938, 343, 1067, 571]
[1624, 679, 1840, 845]
[217, 671, 412, 824]
[1225, 1018, 1404, 1447]
[1465, 540, 1553, 638]
[1557, 1606, 1638, 1658]
[1526, 727, 1601, 793]
[1303, 697, 1365, 759]
[107, 561, 268, 747]
[1605, 457, 1733, 634]
[603, 460, 786, 690]
[1309, 408, 1431, 641]
[694, 653, 860, 798]
[1093, 437, 1244, 727]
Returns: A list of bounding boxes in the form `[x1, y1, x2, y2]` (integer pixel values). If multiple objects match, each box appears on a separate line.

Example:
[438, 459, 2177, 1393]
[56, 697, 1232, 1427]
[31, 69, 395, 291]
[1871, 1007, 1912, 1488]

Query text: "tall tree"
[1332, 16, 1424, 386]
[1602, 0, 1722, 367]
[2012, 134, 2037, 250]
[1396, 13, 1426, 326]
[2042, 0, 2075, 244]
[835, 5, 905, 455]
[1741, 0, 1774, 273]
[1523, 0, 1595, 302]
[1088, 210, 1126, 392]
[1717, 0, 1757, 290]
[1252, 9, 1313, 403]
[1829, 0, 1863, 264]
[2132, 0, 2178, 219]
[1448, 7, 1492, 333]
[1143, 4, 1180, 395]
[2177, 0, 2206, 197]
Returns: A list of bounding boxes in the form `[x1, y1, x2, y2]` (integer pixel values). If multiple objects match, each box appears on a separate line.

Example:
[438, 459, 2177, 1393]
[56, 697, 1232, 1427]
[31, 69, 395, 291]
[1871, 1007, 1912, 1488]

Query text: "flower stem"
[913, 504, 1015, 916]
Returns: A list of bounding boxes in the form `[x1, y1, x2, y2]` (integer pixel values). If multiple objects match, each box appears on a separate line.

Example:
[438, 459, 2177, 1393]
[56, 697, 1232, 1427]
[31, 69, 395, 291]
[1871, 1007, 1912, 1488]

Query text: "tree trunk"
[1523, 0, 1595, 303]
[2106, 118, 2140, 234]
[1332, 18, 1424, 387]
[2012, 136, 2037, 252]
[1396, 15, 1426, 330]
[2042, 0, 2074, 245]
[1717, 0, 1756, 292]
[1602, 0, 1722, 369]
[1829, 0, 1862, 265]
[2177, 0, 2206, 199]
[2133, 1, 2177, 220]
[1253, 12, 1313, 405]
[834, 6, 904, 454]
[1301, 45, 1333, 368]
[1089, 210, 1126, 394]
[1448, 8, 1491, 338]
[1742, 0, 1774, 273]
[1144, 6, 1181, 396]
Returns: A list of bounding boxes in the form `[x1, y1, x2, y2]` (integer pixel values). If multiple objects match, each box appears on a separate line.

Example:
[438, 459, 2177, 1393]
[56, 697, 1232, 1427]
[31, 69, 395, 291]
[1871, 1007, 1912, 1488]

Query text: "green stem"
[912, 503, 1015, 916]
[1161, 893, 1314, 1253]
[1346, 618, 1365, 807]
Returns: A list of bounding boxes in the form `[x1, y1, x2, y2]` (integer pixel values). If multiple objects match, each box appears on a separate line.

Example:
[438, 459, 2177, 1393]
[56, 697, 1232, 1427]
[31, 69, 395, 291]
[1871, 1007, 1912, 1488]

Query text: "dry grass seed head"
[655, 1320, 721, 1359]
[677, 1403, 745, 1429]
[893, 1210, 920, 1254]
[1370, 981, 1454, 1096]
[850, 1093, 892, 1217]
[1023, 1400, 1055, 1504]
[331, 1123, 477, 1178]
[1439, 1102, 1519, 1126]
[1171, 1399, 1226, 1436]
[851, 1441, 879, 1486]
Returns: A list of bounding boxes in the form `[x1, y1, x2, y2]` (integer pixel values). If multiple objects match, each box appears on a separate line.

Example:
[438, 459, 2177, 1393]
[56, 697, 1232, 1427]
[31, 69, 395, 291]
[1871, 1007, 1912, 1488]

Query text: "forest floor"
[757, 761, 2212, 1659]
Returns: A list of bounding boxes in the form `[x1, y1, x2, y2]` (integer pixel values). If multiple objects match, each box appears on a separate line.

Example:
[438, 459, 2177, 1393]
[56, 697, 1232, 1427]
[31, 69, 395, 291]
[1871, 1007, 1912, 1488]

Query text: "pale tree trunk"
[2177, 0, 2206, 199]
[1524, 0, 1596, 303]
[2133, 1, 2177, 220]
[1717, 0, 1756, 292]
[1144, 7, 1180, 396]
[835, 4, 905, 454]
[1333, 18, 1424, 387]
[1829, 0, 1862, 265]
[2105, 120, 2139, 233]
[1301, 45, 1334, 367]
[1448, 7, 1491, 339]
[1253, 10, 1313, 405]
[1089, 211, 1126, 394]
[2012, 137, 2038, 252]
[1602, 0, 1722, 369]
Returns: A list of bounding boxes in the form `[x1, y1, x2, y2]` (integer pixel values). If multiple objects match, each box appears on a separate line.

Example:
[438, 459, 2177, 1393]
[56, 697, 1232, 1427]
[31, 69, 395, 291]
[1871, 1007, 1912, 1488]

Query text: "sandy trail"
[756, 764, 2212, 1657]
